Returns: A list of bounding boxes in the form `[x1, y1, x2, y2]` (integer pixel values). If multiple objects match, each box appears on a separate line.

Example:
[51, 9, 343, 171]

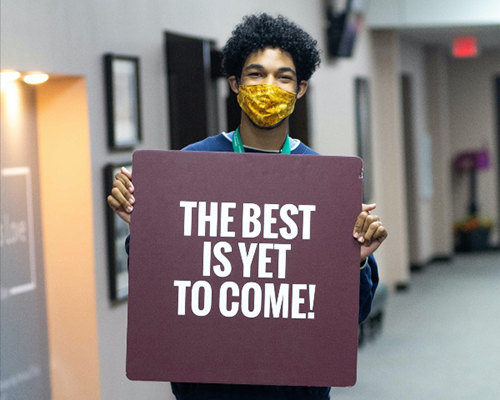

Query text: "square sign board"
[127, 150, 363, 387]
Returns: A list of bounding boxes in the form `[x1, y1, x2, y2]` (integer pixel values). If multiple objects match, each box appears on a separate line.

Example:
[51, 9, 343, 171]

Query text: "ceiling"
[398, 24, 500, 51]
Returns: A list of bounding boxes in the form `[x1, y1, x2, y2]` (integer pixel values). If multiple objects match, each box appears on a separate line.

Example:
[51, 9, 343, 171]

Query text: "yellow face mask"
[236, 84, 297, 128]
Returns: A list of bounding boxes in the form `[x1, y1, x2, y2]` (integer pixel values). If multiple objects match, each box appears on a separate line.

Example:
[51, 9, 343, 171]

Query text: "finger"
[353, 211, 369, 238]
[113, 179, 135, 204]
[362, 203, 376, 212]
[114, 173, 132, 194]
[373, 225, 388, 243]
[354, 204, 377, 239]
[115, 172, 134, 193]
[363, 221, 383, 246]
[121, 166, 132, 179]
[121, 167, 133, 192]
[111, 187, 134, 213]
[359, 214, 379, 243]
[107, 196, 132, 224]
[360, 226, 388, 260]
[107, 195, 121, 212]
[362, 214, 379, 234]
[115, 172, 134, 192]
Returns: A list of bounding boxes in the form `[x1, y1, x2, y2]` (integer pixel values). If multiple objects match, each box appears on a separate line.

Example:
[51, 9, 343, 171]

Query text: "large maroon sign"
[126, 150, 363, 387]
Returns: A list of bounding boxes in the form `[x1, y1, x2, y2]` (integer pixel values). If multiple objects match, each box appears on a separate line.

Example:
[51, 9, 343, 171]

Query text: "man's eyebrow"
[244, 64, 297, 76]
[278, 67, 296, 76]
[244, 64, 264, 70]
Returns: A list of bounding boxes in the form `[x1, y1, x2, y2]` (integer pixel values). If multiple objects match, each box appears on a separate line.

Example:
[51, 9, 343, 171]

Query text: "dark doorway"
[401, 74, 421, 269]
[289, 91, 310, 146]
[496, 76, 500, 245]
[165, 32, 221, 150]
[226, 88, 240, 133]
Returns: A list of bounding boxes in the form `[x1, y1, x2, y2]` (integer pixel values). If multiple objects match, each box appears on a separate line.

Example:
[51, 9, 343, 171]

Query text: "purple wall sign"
[126, 150, 363, 387]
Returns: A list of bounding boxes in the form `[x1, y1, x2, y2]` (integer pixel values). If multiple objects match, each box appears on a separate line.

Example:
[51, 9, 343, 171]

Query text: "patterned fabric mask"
[237, 84, 297, 128]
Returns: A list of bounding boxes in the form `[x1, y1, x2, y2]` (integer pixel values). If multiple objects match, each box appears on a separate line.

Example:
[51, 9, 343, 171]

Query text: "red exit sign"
[453, 36, 478, 58]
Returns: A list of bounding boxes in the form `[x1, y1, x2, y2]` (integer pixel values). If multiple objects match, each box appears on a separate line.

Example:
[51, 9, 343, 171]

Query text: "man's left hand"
[353, 203, 388, 262]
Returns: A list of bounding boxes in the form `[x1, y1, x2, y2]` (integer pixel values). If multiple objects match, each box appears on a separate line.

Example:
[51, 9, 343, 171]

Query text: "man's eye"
[280, 76, 292, 81]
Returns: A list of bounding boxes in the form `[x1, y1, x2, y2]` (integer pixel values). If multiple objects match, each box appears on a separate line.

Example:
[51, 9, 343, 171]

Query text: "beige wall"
[312, 26, 374, 156]
[448, 50, 500, 245]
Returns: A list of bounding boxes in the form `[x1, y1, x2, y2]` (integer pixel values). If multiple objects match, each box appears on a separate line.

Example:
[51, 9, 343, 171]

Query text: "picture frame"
[355, 77, 373, 203]
[104, 163, 132, 302]
[104, 53, 142, 149]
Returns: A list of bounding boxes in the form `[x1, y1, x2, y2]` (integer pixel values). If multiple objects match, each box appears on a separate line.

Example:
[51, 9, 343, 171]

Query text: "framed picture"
[105, 163, 132, 302]
[355, 77, 373, 203]
[104, 54, 142, 149]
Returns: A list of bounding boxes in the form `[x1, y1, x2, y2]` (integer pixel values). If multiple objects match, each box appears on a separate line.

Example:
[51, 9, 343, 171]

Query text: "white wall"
[313, 25, 374, 156]
[426, 48, 455, 258]
[2, 1, 395, 399]
[448, 50, 500, 245]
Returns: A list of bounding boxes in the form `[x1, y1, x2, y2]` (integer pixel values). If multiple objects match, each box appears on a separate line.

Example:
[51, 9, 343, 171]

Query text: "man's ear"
[296, 80, 308, 99]
[228, 76, 239, 94]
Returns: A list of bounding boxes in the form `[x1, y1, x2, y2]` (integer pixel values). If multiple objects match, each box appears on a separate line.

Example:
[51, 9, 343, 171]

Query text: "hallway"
[332, 251, 500, 400]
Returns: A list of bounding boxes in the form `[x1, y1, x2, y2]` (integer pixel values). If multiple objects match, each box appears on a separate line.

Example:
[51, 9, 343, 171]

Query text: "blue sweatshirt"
[126, 132, 379, 400]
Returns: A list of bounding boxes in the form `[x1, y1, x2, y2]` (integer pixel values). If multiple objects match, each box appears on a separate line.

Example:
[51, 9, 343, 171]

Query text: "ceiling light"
[23, 73, 49, 85]
[1, 70, 21, 85]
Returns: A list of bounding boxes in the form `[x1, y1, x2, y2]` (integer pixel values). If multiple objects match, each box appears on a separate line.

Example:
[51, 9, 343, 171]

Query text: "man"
[108, 13, 387, 400]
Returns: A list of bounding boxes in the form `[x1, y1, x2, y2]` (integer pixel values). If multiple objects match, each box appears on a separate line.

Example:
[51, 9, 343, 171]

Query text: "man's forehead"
[243, 47, 296, 69]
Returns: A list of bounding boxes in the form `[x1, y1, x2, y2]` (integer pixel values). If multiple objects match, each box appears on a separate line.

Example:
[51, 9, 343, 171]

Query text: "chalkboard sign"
[1, 82, 51, 400]
[0, 167, 50, 399]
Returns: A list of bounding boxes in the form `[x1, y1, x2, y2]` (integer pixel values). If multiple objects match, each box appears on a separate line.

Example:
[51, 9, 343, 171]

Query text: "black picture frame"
[104, 54, 142, 149]
[355, 77, 373, 203]
[104, 163, 131, 302]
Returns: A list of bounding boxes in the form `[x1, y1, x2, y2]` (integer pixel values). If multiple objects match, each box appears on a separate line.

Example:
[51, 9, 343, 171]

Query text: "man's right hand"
[107, 167, 134, 225]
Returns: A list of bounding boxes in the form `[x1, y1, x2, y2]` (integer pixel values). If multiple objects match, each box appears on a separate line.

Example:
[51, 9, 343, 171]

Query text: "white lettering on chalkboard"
[0, 213, 28, 247]
[1, 167, 37, 297]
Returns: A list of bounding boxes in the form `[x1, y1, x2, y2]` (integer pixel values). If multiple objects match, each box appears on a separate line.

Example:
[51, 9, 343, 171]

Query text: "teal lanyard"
[232, 127, 291, 154]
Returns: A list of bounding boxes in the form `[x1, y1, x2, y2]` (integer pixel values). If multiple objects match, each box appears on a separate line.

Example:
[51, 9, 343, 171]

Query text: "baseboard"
[411, 253, 454, 271]
[410, 263, 425, 272]
[395, 282, 410, 292]
[431, 254, 453, 263]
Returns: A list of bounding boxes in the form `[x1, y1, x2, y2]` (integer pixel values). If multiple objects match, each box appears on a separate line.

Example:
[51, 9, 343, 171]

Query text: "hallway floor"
[331, 251, 500, 400]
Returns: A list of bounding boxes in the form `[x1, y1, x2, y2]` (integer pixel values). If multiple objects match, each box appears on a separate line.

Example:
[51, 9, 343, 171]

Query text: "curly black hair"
[222, 13, 321, 83]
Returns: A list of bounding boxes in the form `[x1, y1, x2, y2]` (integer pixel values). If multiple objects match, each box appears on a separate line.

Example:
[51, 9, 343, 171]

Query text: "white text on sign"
[174, 201, 318, 319]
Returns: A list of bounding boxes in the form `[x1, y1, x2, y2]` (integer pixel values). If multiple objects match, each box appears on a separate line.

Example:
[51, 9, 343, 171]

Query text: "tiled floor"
[331, 251, 500, 400]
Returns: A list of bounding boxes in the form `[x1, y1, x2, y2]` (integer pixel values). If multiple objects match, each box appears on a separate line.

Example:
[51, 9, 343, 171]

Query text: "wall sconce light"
[1, 70, 51, 87]
[23, 73, 49, 85]
[1, 70, 21, 86]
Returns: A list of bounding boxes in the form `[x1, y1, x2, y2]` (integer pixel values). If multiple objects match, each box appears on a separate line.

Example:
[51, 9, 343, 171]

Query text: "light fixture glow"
[1, 71, 21, 86]
[23, 73, 49, 85]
